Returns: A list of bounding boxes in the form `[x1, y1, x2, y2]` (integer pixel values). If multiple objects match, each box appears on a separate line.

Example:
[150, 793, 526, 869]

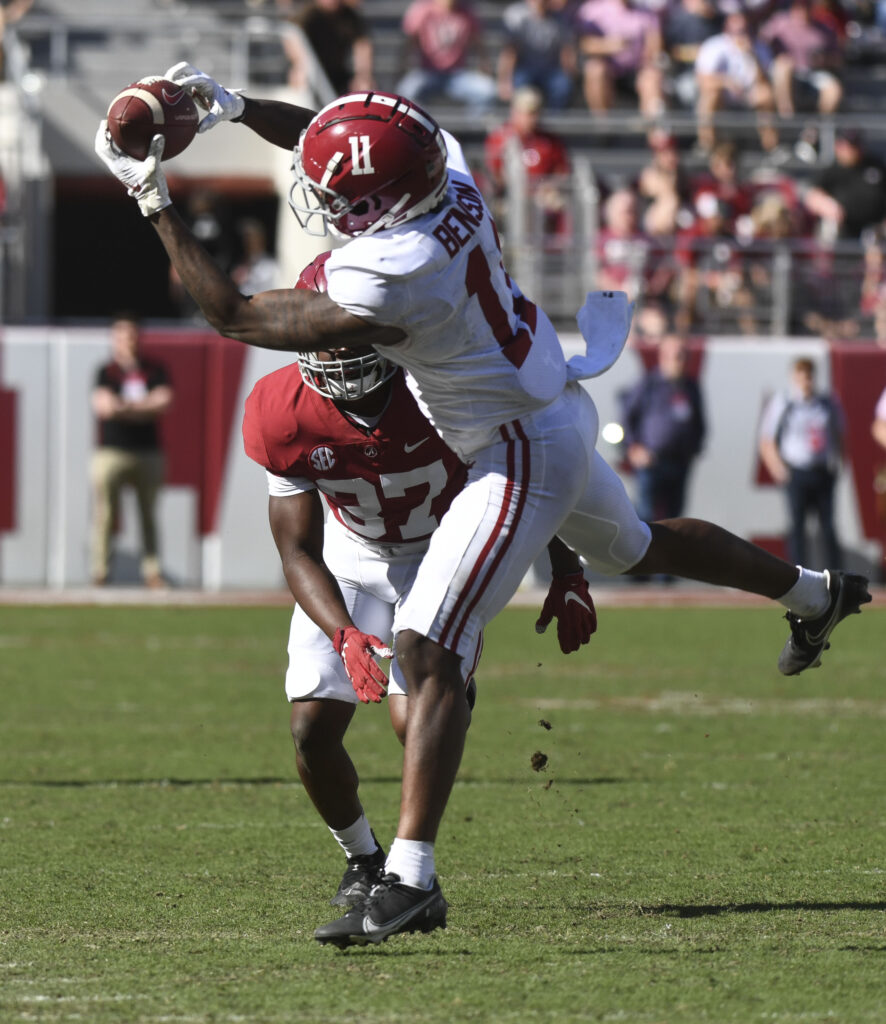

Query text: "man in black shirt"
[90, 314, 173, 587]
[804, 129, 886, 240]
[283, 0, 373, 97]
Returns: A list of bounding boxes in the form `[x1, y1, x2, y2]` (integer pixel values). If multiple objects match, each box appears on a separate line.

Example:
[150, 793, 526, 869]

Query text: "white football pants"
[394, 382, 652, 661]
[285, 518, 482, 702]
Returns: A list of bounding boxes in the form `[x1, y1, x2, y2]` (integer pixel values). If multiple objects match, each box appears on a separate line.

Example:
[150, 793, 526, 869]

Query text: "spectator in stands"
[231, 218, 281, 296]
[860, 234, 886, 342]
[759, 357, 845, 570]
[636, 129, 693, 237]
[283, 0, 373, 96]
[621, 334, 706, 525]
[674, 190, 757, 332]
[689, 141, 755, 234]
[483, 85, 571, 234]
[596, 188, 651, 296]
[743, 190, 807, 331]
[575, 0, 666, 118]
[663, 0, 722, 110]
[694, 9, 779, 156]
[90, 314, 173, 589]
[397, 0, 497, 113]
[803, 128, 886, 242]
[758, 0, 843, 118]
[498, 0, 577, 110]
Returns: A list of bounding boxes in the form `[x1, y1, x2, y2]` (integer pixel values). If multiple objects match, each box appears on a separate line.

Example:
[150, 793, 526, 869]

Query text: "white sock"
[329, 814, 378, 860]
[385, 837, 436, 890]
[777, 567, 830, 618]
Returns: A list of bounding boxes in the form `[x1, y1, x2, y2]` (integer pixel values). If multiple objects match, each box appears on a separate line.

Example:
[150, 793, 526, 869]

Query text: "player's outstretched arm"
[235, 95, 317, 151]
[95, 124, 405, 351]
[151, 204, 404, 351]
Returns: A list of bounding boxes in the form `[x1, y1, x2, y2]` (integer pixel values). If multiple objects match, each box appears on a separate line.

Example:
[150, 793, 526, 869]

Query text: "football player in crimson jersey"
[244, 250, 595, 910]
[96, 67, 870, 947]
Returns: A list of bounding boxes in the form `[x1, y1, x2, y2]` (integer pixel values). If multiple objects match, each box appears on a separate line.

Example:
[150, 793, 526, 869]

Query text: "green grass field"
[1, 600, 884, 1023]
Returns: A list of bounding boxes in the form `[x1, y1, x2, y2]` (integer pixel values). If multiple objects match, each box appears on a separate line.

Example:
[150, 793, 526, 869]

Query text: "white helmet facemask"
[296, 349, 396, 401]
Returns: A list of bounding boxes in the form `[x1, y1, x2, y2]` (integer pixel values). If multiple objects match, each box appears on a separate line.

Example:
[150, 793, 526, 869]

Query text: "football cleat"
[778, 570, 871, 675]
[330, 844, 387, 908]
[315, 873, 448, 947]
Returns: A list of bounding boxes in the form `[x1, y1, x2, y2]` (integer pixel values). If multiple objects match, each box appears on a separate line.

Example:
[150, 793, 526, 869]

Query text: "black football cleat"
[315, 873, 447, 947]
[330, 844, 387, 908]
[778, 570, 872, 675]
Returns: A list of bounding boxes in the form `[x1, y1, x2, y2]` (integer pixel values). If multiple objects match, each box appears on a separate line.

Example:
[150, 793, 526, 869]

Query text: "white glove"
[164, 61, 245, 133]
[567, 290, 635, 381]
[94, 122, 171, 217]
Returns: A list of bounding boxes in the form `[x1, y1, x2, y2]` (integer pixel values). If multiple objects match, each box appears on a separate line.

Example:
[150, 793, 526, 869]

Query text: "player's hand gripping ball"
[106, 77, 198, 161]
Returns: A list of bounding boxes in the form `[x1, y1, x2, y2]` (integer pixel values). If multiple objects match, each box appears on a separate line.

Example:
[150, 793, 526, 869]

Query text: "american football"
[106, 77, 198, 161]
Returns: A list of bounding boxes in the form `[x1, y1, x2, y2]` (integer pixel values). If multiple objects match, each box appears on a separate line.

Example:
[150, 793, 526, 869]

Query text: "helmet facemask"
[296, 348, 396, 401]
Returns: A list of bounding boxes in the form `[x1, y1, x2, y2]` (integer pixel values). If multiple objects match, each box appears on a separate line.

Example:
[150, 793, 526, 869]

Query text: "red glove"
[535, 571, 597, 654]
[331, 626, 393, 704]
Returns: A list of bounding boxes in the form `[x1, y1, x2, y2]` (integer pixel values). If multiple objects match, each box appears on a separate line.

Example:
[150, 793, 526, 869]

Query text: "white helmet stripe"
[320, 152, 345, 189]
[313, 92, 437, 134]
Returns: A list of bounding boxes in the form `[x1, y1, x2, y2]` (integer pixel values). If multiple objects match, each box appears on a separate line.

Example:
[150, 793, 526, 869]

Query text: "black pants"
[785, 465, 840, 569]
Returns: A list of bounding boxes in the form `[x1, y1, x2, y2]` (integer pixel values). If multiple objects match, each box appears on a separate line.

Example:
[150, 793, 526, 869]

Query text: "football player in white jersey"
[96, 69, 871, 947]
[244, 250, 596, 911]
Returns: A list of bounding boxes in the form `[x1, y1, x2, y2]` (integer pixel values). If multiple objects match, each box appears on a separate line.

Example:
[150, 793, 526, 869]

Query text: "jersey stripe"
[439, 419, 531, 651]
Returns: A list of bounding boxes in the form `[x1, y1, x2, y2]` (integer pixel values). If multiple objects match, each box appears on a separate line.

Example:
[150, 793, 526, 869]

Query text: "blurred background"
[1, 0, 885, 590]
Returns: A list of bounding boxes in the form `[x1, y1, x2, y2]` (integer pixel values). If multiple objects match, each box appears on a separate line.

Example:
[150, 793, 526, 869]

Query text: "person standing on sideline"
[90, 313, 173, 587]
[95, 69, 871, 947]
[621, 334, 706, 524]
[759, 357, 845, 569]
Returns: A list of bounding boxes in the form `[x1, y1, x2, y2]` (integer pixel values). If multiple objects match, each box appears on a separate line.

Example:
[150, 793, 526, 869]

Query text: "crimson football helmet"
[294, 250, 396, 401]
[290, 92, 449, 237]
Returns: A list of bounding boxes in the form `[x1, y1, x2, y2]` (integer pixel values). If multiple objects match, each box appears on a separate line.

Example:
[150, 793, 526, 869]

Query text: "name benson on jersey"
[431, 181, 487, 259]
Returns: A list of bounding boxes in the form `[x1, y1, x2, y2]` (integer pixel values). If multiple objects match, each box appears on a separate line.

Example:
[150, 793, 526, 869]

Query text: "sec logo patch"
[309, 445, 336, 471]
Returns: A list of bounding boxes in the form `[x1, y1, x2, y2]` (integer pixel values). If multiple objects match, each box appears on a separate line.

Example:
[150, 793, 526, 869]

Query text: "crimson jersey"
[484, 125, 570, 186]
[243, 366, 466, 545]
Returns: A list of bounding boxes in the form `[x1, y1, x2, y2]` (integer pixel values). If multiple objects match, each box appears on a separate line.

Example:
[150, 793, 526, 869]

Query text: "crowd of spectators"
[8, 0, 876, 337]
[256, 0, 886, 339]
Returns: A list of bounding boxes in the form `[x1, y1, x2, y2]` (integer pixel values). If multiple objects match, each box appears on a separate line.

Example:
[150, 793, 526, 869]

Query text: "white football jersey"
[324, 136, 567, 460]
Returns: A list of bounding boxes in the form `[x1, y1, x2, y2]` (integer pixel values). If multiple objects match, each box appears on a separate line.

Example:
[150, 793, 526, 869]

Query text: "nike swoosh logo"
[363, 892, 440, 935]
[805, 608, 839, 645]
[564, 592, 591, 612]
[162, 87, 185, 105]
[404, 438, 429, 453]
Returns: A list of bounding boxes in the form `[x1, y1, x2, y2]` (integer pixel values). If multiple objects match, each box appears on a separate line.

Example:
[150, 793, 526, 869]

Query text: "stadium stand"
[3, 0, 886, 334]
